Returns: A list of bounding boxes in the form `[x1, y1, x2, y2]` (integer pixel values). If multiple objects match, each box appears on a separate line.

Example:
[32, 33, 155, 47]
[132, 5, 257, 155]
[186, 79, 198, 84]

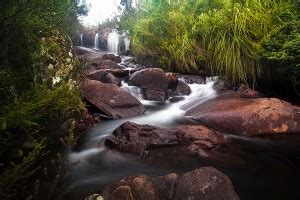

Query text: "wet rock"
[186, 91, 300, 136]
[153, 173, 179, 199]
[98, 60, 123, 70]
[143, 89, 167, 102]
[103, 53, 122, 63]
[128, 68, 169, 92]
[213, 80, 227, 92]
[86, 70, 122, 85]
[169, 96, 185, 103]
[82, 52, 104, 67]
[174, 167, 239, 200]
[82, 80, 145, 119]
[128, 68, 169, 101]
[84, 194, 104, 200]
[75, 46, 95, 55]
[102, 175, 162, 200]
[177, 75, 205, 84]
[105, 122, 225, 157]
[238, 84, 261, 98]
[166, 72, 178, 89]
[130, 65, 145, 74]
[173, 81, 191, 96]
[101, 167, 238, 200]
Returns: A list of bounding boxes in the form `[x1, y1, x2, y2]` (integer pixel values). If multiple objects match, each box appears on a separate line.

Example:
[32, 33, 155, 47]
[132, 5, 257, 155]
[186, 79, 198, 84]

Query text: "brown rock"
[153, 173, 179, 199]
[103, 53, 122, 63]
[128, 68, 169, 92]
[186, 91, 300, 136]
[143, 89, 166, 102]
[174, 167, 239, 200]
[82, 80, 145, 119]
[105, 122, 225, 157]
[166, 72, 178, 89]
[86, 70, 122, 85]
[102, 175, 162, 200]
[238, 84, 261, 98]
[173, 81, 191, 96]
[98, 60, 123, 70]
[101, 167, 239, 200]
[110, 186, 133, 200]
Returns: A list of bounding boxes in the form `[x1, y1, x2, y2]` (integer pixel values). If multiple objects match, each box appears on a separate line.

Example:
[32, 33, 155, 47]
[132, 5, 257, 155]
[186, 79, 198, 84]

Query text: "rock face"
[128, 68, 169, 101]
[174, 167, 239, 200]
[105, 122, 225, 157]
[100, 167, 239, 200]
[82, 80, 145, 119]
[186, 91, 300, 136]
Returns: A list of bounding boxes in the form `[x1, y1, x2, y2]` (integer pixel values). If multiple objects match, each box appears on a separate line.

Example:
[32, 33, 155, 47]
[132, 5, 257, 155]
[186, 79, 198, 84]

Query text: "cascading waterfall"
[94, 33, 99, 49]
[108, 30, 120, 55]
[80, 33, 83, 46]
[123, 37, 130, 51]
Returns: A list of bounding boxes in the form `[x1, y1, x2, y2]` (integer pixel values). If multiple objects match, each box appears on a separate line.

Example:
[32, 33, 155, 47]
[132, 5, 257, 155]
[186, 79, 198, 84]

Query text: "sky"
[80, 0, 122, 27]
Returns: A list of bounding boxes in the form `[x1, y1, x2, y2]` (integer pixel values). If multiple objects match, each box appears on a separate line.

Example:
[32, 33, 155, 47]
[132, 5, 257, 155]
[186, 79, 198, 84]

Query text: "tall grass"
[122, 0, 298, 84]
[195, 0, 297, 84]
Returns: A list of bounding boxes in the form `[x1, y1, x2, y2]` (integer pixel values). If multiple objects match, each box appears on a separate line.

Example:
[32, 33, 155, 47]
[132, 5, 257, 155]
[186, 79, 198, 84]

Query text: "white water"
[80, 33, 83, 46]
[124, 37, 130, 51]
[68, 77, 217, 187]
[108, 30, 120, 55]
[94, 33, 99, 49]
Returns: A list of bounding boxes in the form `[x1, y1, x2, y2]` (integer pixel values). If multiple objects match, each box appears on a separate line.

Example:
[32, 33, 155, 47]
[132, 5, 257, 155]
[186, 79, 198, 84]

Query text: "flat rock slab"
[186, 91, 300, 136]
[82, 80, 145, 119]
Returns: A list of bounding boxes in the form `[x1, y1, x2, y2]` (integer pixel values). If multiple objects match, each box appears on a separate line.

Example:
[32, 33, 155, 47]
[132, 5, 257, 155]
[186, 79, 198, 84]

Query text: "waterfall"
[80, 33, 83, 46]
[108, 30, 120, 55]
[94, 33, 99, 49]
[124, 37, 130, 51]
[121, 81, 143, 101]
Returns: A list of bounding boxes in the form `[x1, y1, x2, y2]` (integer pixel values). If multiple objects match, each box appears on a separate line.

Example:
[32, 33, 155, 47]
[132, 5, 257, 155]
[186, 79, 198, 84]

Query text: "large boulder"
[174, 167, 239, 200]
[105, 122, 225, 157]
[100, 167, 239, 200]
[82, 80, 145, 119]
[128, 68, 169, 101]
[186, 91, 300, 136]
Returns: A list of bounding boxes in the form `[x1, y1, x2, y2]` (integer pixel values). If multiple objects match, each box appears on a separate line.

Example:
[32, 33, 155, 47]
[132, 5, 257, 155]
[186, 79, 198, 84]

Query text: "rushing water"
[80, 33, 83, 46]
[94, 33, 99, 50]
[108, 30, 120, 55]
[68, 61, 300, 199]
[123, 36, 130, 51]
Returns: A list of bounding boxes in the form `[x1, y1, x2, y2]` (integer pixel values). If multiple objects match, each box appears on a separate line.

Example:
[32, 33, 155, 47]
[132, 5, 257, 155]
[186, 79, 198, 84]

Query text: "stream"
[67, 69, 300, 199]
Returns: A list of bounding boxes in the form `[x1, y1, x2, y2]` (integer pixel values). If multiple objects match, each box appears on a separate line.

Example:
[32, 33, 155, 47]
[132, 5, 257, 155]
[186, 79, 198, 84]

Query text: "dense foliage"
[0, 0, 86, 199]
[120, 0, 299, 99]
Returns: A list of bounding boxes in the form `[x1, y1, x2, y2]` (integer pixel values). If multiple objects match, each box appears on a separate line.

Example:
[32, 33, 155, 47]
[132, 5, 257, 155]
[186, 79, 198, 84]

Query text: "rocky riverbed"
[70, 47, 300, 200]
